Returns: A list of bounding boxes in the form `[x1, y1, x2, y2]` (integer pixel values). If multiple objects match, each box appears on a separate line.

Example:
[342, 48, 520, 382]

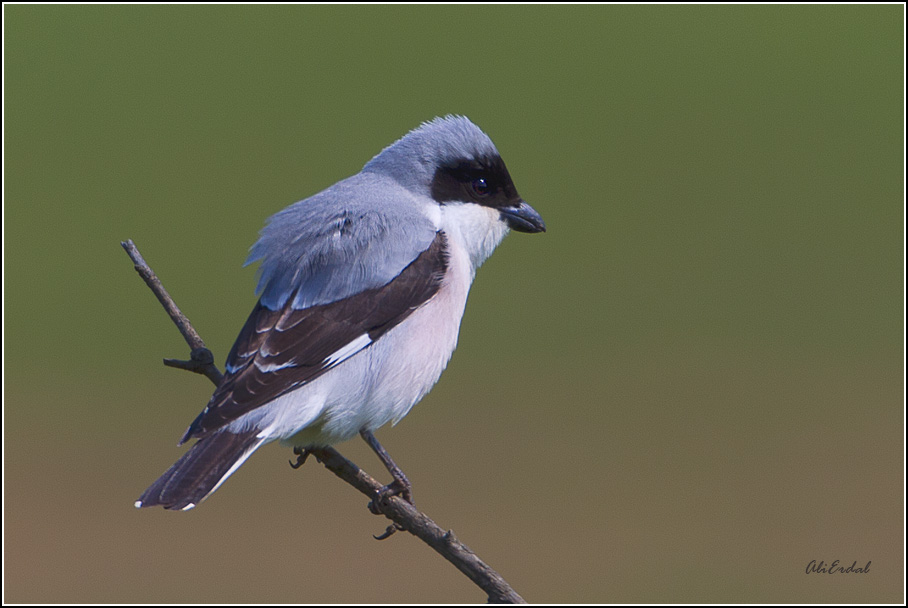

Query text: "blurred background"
[4, 5, 903, 603]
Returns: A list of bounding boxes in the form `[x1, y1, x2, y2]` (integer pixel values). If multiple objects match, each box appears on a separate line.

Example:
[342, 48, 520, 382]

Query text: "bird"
[135, 115, 546, 511]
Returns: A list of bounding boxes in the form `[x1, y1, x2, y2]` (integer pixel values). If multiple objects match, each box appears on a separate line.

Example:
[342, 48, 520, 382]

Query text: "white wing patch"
[253, 359, 297, 373]
[230, 332, 374, 376]
[324, 334, 373, 366]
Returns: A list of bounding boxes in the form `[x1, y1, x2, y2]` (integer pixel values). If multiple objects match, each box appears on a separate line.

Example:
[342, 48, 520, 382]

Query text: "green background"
[4, 5, 903, 603]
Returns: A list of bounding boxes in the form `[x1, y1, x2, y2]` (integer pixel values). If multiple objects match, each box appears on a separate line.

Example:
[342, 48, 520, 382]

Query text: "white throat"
[437, 203, 510, 277]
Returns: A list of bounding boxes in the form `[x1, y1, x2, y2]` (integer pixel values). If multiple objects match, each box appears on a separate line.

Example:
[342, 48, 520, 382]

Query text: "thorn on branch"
[443, 530, 459, 545]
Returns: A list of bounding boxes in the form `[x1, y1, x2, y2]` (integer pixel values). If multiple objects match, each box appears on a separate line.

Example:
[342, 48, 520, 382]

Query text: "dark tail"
[136, 429, 267, 510]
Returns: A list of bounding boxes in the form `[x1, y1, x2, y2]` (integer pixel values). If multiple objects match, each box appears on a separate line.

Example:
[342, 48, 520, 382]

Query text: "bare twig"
[121, 240, 224, 386]
[122, 239, 526, 604]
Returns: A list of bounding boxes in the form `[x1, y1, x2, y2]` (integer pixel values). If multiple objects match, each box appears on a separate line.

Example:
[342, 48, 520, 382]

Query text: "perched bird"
[136, 115, 545, 510]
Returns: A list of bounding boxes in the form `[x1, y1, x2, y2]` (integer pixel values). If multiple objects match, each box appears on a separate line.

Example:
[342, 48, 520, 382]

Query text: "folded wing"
[182, 231, 449, 442]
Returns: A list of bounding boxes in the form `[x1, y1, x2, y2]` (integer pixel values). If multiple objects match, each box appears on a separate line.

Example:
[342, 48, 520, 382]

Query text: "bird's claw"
[367, 478, 414, 536]
[289, 447, 311, 469]
[373, 521, 405, 541]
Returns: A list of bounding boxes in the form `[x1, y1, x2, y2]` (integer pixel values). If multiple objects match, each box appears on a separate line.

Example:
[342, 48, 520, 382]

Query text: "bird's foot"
[368, 477, 413, 514]
[367, 478, 413, 540]
[380, 477, 413, 505]
[289, 446, 311, 469]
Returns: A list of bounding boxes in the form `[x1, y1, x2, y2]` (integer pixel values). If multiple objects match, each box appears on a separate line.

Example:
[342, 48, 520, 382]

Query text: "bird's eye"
[471, 177, 491, 197]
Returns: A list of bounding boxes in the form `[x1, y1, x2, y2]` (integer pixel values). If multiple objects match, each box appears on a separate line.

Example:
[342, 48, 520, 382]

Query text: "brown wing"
[181, 231, 449, 442]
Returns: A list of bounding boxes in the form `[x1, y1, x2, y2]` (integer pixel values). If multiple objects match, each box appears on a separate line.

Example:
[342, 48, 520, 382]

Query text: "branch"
[121, 240, 223, 387]
[121, 239, 526, 604]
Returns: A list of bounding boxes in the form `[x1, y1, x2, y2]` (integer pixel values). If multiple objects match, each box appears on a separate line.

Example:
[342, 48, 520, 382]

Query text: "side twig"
[121, 239, 526, 604]
[121, 240, 223, 387]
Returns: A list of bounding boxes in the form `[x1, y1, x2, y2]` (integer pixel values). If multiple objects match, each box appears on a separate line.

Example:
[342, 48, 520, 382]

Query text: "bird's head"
[363, 115, 546, 235]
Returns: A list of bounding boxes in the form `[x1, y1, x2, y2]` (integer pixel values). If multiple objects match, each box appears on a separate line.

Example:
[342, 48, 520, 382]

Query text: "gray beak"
[500, 200, 546, 233]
